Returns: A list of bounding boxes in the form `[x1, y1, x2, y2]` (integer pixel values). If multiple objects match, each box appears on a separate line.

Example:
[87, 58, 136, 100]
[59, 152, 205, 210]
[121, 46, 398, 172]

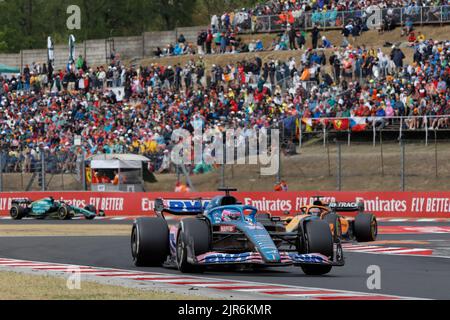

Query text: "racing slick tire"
[131, 218, 169, 267]
[57, 206, 72, 220]
[324, 214, 342, 240]
[177, 218, 211, 273]
[84, 205, 97, 220]
[300, 220, 333, 276]
[354, 214, 378, 242]
[10, 205, 25, 220]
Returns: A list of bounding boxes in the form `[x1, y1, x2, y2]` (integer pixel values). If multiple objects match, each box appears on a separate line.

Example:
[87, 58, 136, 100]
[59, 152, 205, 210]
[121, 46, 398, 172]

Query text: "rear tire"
[300, 220, 333, 276]
[10, 205, 24, 220]
[58, 206, 71, 220]
[131, 218, 169, 267]
[177, 218, 211, 273]
[354, 214, 378, 242]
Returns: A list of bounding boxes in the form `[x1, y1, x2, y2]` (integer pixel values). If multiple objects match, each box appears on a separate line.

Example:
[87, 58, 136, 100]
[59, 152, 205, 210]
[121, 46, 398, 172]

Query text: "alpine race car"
[131, 189, 344, 275]
[9, 198, 105, 220]
[266, 197, 378, 243]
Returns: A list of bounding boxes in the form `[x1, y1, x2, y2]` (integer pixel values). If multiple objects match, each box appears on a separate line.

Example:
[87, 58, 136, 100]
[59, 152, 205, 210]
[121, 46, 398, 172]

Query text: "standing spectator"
[297, 31, 306, 49]
[288, 27, 297, 50]
[205, 30, 213, 54]
[311, 25, 320, 49]
[391, 45, 405, 70]
[178, 34, 186, 45]
[197, 30, 207, 55]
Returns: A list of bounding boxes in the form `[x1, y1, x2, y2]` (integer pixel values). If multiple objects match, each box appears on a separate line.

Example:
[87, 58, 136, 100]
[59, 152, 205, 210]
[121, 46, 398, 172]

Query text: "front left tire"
[300, 220, 334, 276]
[131, 218, 169, 267]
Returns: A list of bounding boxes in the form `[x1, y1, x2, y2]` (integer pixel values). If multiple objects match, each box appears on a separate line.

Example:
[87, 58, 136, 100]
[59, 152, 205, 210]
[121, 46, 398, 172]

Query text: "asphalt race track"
[0, 219, 449, 299]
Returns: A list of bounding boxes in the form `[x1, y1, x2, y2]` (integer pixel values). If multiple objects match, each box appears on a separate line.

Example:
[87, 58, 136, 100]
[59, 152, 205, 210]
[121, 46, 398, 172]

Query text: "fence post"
[435, 130, 438, 178]
[299, 118, 303, 149]
[425, 116, 429, 146]
[420, 6, 423, 27]
[0, 152, 3, 192]
[400, 8, 403, 27]
[323, 126, 327, 148]
[277, 146, 282, 184]
[337, 143, 342, 191]
[380, 130, 385, 177]
[41, 151, 46, 192]
[81, 151, 86, 191]
[373, 123, 376, 147]
[400, 140, 405, 191]
[327, 142, 331, 177]
[220, 131, 226, 189]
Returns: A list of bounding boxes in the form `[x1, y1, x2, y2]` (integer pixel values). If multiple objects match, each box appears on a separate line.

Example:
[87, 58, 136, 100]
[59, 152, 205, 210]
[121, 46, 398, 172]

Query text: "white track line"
[0, 257, 421, 300]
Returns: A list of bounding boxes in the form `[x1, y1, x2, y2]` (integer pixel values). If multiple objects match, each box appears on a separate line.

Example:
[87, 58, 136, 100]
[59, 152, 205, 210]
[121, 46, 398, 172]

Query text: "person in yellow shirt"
[131, 139, 140, 152]
[148, 140, 158, 153]
[417, 32, 425, 42]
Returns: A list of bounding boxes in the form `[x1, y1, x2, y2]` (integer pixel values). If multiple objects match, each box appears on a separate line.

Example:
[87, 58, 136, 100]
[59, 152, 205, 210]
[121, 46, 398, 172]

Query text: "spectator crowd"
[1, 30, 450, 175]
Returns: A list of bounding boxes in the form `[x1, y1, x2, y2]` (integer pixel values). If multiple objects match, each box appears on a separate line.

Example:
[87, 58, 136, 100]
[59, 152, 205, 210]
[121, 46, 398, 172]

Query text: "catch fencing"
[1, 116, 449, 192]
[0, 149, 85, 192]
[277, 115, 450, 192]
[229, 5, 450, 33]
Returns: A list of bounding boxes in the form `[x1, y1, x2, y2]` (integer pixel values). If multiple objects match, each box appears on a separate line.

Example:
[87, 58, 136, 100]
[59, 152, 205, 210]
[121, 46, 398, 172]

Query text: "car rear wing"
[154, 198, 209, 218]
[11, 198, 32, 205]
[328, 202, 364, 213]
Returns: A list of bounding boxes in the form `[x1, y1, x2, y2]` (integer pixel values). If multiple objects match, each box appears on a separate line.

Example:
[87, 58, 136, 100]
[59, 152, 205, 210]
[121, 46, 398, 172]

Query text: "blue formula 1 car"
[10, 198, 105, 220]
[131, 189, 344, 275]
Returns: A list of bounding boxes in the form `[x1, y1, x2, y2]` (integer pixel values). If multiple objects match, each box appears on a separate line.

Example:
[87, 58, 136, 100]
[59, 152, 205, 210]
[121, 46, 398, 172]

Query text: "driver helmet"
[221, 209, 241, 222]
[309, 207, 322, 217]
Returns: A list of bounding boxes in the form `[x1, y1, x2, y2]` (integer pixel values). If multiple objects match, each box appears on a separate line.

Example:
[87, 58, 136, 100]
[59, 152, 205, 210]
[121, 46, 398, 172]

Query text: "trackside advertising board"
[0, 192, 450, 218]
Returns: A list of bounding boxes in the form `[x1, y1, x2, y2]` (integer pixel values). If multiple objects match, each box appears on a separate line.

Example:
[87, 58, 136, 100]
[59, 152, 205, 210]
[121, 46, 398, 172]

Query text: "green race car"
[9, 197, 105, 220]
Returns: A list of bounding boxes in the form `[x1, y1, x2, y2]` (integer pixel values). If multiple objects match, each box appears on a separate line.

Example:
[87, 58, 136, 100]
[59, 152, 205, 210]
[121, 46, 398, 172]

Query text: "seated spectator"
[255, 39, 264, 51]
[321, 36, 333, 48]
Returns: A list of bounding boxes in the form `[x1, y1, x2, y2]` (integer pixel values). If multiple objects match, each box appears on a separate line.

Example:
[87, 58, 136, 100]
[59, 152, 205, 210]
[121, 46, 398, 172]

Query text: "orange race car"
[258, 197, 378, 243]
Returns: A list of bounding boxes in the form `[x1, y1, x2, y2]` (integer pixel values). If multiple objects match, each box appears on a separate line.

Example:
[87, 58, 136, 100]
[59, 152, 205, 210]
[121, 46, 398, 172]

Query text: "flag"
[86, 168, 92, 184]
[69, 34, 76, 63]
[47, 36, 54, 64]
[350, 117, 367, 132]
[222, 73, 234, 82]
[302, 118, 313, 132]
[333, 119, 350, 131]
